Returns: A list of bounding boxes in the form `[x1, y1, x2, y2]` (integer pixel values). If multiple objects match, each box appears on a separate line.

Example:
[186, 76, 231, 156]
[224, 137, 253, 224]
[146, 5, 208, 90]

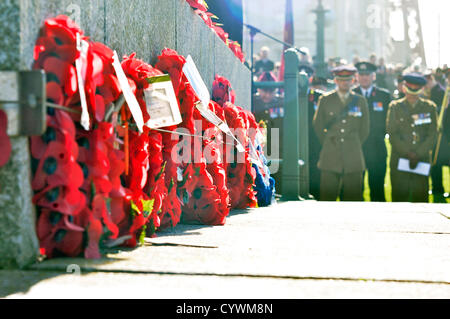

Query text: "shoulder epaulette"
[389, 97, 405, 108]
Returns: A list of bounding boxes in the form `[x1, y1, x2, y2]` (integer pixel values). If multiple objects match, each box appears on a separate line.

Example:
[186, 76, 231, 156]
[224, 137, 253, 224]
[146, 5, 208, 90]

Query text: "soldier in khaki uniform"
[313, 65, 370, 201]
[386, 73, 438, 202]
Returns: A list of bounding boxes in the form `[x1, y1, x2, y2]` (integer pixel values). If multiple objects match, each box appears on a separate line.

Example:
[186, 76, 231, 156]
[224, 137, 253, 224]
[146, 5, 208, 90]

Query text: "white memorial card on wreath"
[112, 50, 144, 133]
[144, 74, 182, 129]
[75, 33, 90, 130]
[182, 55, 245, 152]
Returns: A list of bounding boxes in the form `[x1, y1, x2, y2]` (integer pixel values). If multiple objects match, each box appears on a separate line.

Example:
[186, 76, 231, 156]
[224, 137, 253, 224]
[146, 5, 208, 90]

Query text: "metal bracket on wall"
[0, 70, 46, 136]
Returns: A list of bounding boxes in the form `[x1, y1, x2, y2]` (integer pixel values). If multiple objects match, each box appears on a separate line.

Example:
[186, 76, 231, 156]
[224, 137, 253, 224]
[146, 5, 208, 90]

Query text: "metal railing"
[253, 49, 310, 201]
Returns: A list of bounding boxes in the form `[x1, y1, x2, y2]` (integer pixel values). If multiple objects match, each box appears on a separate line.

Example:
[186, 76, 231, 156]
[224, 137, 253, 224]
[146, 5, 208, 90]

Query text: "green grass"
[363, 138, 450, 203]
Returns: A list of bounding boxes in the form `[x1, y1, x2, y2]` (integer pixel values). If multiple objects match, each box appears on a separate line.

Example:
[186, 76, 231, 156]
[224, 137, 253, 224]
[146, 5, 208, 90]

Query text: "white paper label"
[112, 50, 144, 133]
[75, 33, 90, 130]
[183, 55, 210, 108]
[397, 158, 431, 176]
[144, 75, 182, 129]
[177, 166, 183, 182]
[182, 55, 244, 152]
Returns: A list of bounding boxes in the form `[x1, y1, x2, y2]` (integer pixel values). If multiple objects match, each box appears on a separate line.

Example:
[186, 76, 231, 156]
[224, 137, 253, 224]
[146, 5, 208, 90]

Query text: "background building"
[242, 0, 445, 69]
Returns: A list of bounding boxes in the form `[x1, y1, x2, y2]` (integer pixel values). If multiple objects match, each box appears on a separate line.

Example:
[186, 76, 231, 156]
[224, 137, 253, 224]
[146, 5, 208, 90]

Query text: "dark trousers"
[430, 164, 446, 194]
[320, 170, 363, 201]
[390, 169, 428, 203]
[309, 155, 321, 200]
[363, 160, 387, 202]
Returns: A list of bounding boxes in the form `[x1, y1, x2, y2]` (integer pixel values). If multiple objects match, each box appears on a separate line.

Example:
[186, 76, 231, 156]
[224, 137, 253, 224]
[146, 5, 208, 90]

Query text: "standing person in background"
[254, 46, 274, 78]
[386, 74, 438, 203]
[385, 64, 397, 94]
[253, 71, 284, 194]
[313, 65, 370, 201]
[424, 70, 449, 202]
[393, 74, 406, 100]
[326, 58, 336, 80]
[308, 75, 327, 200]
[435, 67, 445, 87]
[376, 57, 388, 90]
[369, 53, 377, 67]
[444, 68, 450, 146]
[298, 47, 313, 68]
[273, 61, 281, 80]
[353, 61, 392, 202]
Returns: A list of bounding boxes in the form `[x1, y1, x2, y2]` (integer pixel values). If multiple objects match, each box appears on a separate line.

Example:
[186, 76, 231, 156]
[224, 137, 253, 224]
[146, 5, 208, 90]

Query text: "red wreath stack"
[185, 0, 245, 63]
[30, 14, 263, 259]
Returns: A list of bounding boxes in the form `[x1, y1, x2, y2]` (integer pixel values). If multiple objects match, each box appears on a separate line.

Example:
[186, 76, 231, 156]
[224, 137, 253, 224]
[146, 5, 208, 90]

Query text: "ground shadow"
[0, 206, 263, 297]
[153, 207, 257, 239]
[0, 247, 136, 298]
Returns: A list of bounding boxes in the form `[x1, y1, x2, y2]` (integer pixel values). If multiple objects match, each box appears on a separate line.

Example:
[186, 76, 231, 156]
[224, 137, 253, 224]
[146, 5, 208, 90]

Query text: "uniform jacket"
[313, 90, 370, 173]
[352, 85, 391, 164]
[308, 88, 324, 161]
[445, 106, 450, 143]
[386, 97, 438, 169]
[426, 83, 450, 163]
[429, 83, 445, 113]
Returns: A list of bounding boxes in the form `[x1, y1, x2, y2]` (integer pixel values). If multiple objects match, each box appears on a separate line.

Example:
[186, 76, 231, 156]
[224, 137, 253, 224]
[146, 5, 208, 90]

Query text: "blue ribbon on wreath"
[251, 143, 275, 207]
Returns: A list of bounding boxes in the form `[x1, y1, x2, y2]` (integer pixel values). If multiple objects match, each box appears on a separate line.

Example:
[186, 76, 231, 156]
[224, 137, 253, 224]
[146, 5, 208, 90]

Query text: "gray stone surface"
[20, 0, 106, 69]
[0, 1, 39, 268]
[214, 36, 251, 109]
[105, 0, 176, 65]
[176, 0, 215, 91]
[9, 201, 447, 298]
[0, 137, 38, 269]
[0, 0, 20, 70]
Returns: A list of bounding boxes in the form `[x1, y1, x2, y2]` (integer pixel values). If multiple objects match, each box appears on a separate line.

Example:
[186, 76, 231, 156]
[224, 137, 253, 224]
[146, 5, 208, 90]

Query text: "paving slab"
[2, 201, 450, 298]
[4, 270, 450, 299]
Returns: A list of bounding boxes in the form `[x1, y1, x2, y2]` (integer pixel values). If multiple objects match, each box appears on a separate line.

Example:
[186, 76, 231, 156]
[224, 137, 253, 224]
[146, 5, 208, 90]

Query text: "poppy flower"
[84, 214, 103, 259]
[37, 210, 84, 258]
[33, 15, 84, 69]
[221, 102, 259, 209]
[31, 111, 77, 161]
[121, 53, 163, 123]
[228, 41, 245, 63]
[0, 110, 11, 168]
[33, 37, 79, 69]
[159, 179, 182, 230]
[212, 75, 236, 106]
[196, 10, 213, 26]
[186, 0, 208, 12]
[42, 56, 78, 99]
[33, 182, 86, 217]
[212, 25, 229, 45]
[92, 194, 119, 239]
[43, 15, 82, 45]
[181, 162, 227, 225]
[77, 127, 113, 196]
[155, 48, 187, 96]
[124, 211, 145, 248]
[32, 140, 83, 191]
[127, 128, 150, 204]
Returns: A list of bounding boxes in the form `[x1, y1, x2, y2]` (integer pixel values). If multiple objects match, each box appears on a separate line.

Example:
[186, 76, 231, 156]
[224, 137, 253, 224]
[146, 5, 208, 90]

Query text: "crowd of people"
[252, 47, 450, 203]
